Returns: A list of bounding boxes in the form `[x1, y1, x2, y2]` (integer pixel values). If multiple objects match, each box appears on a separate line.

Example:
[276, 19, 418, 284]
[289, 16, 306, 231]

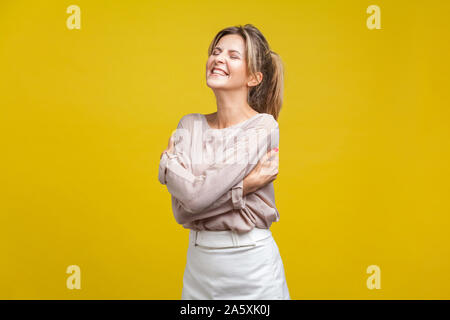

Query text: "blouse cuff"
[158, 151, 178, 185]
[231, 180, 246, 209]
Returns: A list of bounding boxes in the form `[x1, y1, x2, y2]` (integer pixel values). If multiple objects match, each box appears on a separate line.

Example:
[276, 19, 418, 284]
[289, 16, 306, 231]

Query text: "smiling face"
[206, 34, 259, 91]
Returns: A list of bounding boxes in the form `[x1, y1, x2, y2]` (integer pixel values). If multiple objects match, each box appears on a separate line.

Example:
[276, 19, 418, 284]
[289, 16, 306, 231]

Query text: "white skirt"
[181, 228, 290, 300]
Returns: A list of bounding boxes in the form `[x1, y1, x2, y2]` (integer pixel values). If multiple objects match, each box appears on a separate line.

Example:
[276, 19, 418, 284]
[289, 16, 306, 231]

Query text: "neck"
[212, 89, 257, 129]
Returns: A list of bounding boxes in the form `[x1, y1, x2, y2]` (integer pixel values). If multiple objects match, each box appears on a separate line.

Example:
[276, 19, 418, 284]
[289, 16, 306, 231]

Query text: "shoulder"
[254, 113, 279, 130]
[176, 113, 201, 129]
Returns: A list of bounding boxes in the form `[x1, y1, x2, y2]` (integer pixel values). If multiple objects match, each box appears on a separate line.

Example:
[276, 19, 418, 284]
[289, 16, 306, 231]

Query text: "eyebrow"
[214, 46, 242, 55]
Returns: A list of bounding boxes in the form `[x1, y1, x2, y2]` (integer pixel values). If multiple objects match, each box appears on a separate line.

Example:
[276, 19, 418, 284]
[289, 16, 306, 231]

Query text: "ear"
[247, 71, 263, 87]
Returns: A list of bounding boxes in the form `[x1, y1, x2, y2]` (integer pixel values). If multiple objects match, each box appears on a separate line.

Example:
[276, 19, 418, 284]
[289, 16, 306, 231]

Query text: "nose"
[214, 52, 226, 64]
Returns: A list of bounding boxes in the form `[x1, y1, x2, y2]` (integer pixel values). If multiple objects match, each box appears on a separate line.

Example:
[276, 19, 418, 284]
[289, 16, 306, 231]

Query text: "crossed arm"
[158, 114, 279, 223]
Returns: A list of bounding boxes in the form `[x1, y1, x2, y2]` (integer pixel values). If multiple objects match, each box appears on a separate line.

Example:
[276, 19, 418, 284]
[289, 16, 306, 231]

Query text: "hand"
[160, 134, 175, 160]
[243, 148, 279, 196]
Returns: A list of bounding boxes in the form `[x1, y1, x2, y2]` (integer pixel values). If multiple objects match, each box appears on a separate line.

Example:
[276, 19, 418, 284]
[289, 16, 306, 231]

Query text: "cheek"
[229, 62, 246, 79]
[206, 57, 213, 68]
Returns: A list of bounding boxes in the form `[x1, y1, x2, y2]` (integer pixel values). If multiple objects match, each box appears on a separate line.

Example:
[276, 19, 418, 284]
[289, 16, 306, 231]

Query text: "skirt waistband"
[189, 228, 272, 249]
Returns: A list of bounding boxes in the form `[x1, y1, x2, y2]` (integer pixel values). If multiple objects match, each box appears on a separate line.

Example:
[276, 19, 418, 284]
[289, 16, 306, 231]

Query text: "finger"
[272, 153, 279, 165]
[262, 149, 278, 163]
[268, 161, 279, 172]
[168, 135, 176, 152]
[260, 162, 277, 176]
[258, 150, 271, 163]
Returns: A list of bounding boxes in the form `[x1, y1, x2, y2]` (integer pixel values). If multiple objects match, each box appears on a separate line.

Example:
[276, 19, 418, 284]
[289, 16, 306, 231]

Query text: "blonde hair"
[207, 24, 284, 121]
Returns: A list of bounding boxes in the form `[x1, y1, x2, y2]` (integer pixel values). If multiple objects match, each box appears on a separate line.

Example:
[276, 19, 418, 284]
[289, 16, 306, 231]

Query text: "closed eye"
[212, 52, 239, 59]
[212, 51, 239, 59]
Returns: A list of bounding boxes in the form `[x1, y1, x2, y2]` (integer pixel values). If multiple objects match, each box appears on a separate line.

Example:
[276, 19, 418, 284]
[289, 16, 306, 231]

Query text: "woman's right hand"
[160, 134, 175, 160]
[243, 148, 279, 196]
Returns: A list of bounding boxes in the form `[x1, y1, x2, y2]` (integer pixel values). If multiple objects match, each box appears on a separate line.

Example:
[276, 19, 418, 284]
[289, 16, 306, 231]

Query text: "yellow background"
[1, 0, 449, 299]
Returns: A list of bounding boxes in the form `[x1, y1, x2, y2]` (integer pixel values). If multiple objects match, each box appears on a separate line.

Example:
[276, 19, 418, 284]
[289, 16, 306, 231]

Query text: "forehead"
[216, 34, 245, 51]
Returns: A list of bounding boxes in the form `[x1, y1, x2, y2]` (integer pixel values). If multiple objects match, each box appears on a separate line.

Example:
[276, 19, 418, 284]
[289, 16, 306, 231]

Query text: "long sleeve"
[158, 115, 191, 185]
[175, 185, 280, 232]
[171, 179, 245, 224]
[159, 115, 279, 214]
[171, 180, 281, 227]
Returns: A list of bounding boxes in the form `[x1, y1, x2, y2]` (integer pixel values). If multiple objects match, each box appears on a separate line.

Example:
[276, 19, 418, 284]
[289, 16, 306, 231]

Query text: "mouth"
[209, 67, 229, 77]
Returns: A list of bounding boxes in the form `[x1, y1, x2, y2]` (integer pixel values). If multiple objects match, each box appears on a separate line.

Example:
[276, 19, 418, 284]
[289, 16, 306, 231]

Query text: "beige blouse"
[158, 112, 280, 234]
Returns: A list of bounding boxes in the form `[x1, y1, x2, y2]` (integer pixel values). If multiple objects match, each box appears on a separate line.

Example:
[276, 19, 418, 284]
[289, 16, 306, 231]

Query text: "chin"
[206, 79, 228, 89]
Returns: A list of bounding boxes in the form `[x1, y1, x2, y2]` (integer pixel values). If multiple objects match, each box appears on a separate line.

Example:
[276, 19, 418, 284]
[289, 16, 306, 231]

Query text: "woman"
[158, 24, 290, 300]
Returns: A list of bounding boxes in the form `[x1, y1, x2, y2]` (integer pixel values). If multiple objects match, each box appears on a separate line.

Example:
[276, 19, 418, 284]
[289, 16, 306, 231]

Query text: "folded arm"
[171, 179, 244, 224]
[158, 114, 279, 214]
[172, 183, 279, 229]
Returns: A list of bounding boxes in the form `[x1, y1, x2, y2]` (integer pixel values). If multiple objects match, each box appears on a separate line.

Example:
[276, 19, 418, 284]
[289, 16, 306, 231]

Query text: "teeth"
[212, 69, 227, 76]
